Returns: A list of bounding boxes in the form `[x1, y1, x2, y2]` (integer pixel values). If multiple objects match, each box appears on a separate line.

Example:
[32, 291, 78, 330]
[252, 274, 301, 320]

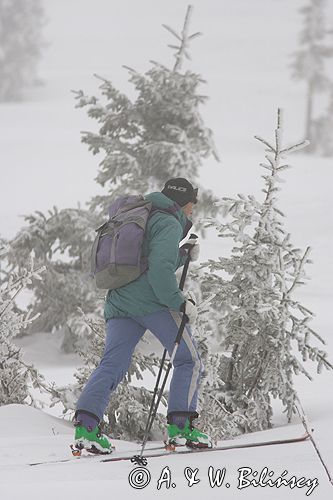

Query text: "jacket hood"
[145, 192, 192, 238]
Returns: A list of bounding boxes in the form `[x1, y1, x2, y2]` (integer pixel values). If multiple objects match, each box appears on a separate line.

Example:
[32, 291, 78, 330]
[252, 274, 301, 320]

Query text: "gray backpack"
[90, 194, 177, 290]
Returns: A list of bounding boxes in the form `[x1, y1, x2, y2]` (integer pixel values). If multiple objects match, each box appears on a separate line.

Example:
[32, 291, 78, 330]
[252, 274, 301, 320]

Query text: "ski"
[28, 433, 309, 467]
[28, 443, 167, 467]
[102, 433, 310, 464]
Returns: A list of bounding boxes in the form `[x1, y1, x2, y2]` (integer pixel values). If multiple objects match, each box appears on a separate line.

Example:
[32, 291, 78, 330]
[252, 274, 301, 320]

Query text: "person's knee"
[98, 355, 131, 383]
[109, 371, 127, 389]
[174, 350, 200, 371]
[175, 337, 201, 369]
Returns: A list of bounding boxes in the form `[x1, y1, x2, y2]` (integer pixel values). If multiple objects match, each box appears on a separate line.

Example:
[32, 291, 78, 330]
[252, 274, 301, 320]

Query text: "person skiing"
[73, 177, 212, 453]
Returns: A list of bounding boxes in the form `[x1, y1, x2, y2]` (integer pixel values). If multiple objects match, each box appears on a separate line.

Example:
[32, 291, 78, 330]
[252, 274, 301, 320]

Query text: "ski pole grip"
[179, 234, 198, 291]
[182, 233, 198, 250]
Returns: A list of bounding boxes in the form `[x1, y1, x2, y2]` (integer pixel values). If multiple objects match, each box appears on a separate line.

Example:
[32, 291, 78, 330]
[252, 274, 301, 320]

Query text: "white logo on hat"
[167, 185, 187, 192]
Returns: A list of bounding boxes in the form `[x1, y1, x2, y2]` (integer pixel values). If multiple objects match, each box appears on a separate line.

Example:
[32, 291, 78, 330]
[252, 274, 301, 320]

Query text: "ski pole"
[140, 234, 198, 442]
[133, 234, 198, 465]
[295, 397, 333, 489]
[142, 234, 198, 440]
[139, 349, 168, 454]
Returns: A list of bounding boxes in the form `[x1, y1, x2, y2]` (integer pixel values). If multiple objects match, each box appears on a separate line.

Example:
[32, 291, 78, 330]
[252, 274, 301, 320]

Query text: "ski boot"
[166, 413, 213, 450]
[72, 411, 113, 456]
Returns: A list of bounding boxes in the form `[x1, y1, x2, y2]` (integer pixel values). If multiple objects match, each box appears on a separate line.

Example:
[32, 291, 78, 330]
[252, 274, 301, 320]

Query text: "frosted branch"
[275, 108, 283, 154]
[280, 140, 310, 155]
[265, 155, 275, 168]
[188, 32, 202, 41]
[286, 246, 311, 296]
[254, 136, 275, 152]
[162, 24, 182, 41]
[122, 65, 138, 75]
[260, 162, 273, 171]
[306, 328, 327, 345]
[277, 164, 291, 171]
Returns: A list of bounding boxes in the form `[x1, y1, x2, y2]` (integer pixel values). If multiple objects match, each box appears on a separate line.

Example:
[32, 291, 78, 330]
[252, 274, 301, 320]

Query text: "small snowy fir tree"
[290, 0, 333, 150]
[197, 109, 332, 440]
[0, 246, 48, 405]
[8, 207, 101, 352]
[73, 5, 219, 217]
[0, 0, 45, 101]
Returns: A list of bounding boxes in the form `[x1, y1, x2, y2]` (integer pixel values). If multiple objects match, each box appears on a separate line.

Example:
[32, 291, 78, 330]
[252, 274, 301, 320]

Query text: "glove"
[180, 291, 198, 324]
[188, 238, 200, 262]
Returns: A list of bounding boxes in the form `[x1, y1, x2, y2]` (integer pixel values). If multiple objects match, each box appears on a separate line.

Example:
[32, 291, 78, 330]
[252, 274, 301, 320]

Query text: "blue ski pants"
[76, 309, 203, 421]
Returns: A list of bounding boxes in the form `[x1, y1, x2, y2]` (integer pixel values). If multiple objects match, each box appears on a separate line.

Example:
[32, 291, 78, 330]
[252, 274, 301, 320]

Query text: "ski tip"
[70, 444, 82, 457]
[165, 443, 177, 451]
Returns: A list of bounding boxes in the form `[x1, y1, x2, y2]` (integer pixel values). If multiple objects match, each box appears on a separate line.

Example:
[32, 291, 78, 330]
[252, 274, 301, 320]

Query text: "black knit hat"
[161, 178, 198, 207]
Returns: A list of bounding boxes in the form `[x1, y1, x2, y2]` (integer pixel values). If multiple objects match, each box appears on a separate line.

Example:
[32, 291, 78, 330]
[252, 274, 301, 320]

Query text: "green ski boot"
[167, 418, 212, 449]
[72, 424, 113, 455]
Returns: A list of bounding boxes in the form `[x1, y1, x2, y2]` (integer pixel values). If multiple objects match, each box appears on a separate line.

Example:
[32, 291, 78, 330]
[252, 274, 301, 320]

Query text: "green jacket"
[104, 192, 192, 320]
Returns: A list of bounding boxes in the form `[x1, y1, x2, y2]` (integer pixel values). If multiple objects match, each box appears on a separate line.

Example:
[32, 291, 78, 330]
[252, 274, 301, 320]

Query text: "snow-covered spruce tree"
[0, 246, 47, 405]
[197, 110, 332, 439]
[7, 207, 101, 352]
[0, 0, 45, 101]
[73, 5, 219, 217]
[290, 0, 333, 151]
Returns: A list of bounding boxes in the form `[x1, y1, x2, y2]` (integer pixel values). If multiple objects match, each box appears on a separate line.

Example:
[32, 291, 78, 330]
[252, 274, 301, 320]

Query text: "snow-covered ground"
[0, 404, 331, 499]
[1, 0, 333, 498]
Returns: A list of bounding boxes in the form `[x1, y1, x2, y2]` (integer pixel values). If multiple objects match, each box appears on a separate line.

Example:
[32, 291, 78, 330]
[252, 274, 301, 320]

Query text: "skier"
[74, 178, 212, 453]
